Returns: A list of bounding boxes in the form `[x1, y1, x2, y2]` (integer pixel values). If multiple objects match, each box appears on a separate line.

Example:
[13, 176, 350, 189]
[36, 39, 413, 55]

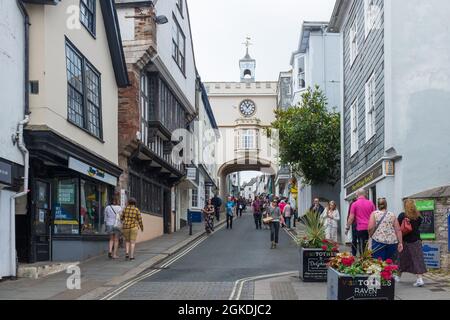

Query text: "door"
[163, 190, 171, 234]
[34, 180, 51, 261]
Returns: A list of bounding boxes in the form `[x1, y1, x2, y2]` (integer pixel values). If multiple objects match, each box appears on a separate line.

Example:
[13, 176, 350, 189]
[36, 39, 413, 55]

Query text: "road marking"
[229, 271, 298, 300]
[283, 227, 297, 241]
[101, 223, 226, 300]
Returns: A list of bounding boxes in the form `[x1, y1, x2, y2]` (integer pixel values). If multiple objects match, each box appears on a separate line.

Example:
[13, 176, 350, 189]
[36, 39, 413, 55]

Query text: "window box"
[327, 268, 395, 300]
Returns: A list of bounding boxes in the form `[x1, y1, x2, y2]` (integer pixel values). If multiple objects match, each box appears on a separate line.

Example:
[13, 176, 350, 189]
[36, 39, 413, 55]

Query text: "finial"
[242, 36, 252, 56]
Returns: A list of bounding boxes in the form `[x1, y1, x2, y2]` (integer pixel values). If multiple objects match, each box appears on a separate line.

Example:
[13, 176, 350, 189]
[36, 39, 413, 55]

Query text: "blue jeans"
[372, 239, 397, 261]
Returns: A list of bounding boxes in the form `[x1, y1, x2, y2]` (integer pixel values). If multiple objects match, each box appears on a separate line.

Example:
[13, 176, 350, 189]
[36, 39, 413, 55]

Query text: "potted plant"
[296, 211, 339, 282]
[327, 248, 398, 300]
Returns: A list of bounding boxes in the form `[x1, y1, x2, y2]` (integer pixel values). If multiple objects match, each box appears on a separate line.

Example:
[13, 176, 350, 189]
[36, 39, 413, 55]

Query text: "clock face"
[239, 100, 256, 117]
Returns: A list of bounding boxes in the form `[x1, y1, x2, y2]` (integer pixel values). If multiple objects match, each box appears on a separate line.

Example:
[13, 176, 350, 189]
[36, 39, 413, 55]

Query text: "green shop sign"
[415, 199, 435, 240]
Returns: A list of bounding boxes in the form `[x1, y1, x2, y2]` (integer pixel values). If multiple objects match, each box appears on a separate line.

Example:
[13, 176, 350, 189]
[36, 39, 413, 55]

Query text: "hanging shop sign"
[0, 160, 12, 185]
[68, 157, 117, 186]
[346, 165, 383, 196]
[186, 167, 197, 181]
[415, 199, 435, 240]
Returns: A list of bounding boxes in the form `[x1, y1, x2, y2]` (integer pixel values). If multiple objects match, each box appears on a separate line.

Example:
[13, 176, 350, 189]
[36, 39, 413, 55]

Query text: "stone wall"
[433, 197, 450, 270]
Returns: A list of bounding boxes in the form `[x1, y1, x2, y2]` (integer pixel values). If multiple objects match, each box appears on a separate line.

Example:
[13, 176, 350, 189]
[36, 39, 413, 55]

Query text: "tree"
[268, 86, 340, 185]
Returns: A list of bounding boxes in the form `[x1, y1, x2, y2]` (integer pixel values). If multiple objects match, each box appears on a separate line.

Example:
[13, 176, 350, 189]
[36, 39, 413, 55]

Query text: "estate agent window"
[66, 40, 102, 138]
[172, 16, 186, 74]
[80, 0, 96, 36]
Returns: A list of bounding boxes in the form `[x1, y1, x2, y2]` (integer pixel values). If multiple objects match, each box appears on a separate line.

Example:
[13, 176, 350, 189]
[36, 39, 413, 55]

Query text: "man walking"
[345, 189, 376, 256]
[211, 193, 222, 221]
[226, 196, 235, 229]
[252, 197, 263, 230]
[310, 198, 325, 217]
[121, 198, 144, 261]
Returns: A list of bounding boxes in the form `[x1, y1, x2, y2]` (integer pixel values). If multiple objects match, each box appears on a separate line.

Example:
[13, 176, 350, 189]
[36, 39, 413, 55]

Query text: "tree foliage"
[269, 86, 340, 185]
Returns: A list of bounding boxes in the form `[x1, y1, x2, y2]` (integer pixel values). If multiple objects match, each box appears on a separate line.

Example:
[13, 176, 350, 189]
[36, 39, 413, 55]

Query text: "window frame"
[79, 0, 96, 38]
[349, 19, 359, 66]
[350, 98, 359, 156]
[172, 15, 186, 75]
[65, 38, 103, 140]
[364, 0, 376, 38]
[297, 55, 306, 90]
[365, 73, 376, 142]
[176, 0, 184, 18]
[191, 188, 198, 208]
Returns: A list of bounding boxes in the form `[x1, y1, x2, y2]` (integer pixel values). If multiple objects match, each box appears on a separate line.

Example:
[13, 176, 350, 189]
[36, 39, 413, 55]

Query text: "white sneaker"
[393, 275, 401, 283]
[413, 279, 425, 287]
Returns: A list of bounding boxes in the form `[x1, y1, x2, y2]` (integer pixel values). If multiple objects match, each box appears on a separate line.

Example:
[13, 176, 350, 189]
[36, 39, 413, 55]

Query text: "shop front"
[19, 131, 122, 263]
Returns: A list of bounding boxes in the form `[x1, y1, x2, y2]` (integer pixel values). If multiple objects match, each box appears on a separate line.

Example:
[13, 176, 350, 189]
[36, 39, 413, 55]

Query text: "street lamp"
[155, 15, 168, 25]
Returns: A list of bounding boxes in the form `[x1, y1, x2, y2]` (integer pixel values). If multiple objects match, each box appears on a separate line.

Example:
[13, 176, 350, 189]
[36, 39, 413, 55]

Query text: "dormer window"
[80, 0, 96, 37]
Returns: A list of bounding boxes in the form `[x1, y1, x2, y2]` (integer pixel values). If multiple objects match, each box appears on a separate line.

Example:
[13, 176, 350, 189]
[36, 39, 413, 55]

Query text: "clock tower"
[240, 37, 256, 82]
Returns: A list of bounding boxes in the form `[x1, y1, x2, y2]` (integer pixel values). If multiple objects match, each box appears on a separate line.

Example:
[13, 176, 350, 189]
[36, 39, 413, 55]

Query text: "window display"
[54, 178, 79, 235]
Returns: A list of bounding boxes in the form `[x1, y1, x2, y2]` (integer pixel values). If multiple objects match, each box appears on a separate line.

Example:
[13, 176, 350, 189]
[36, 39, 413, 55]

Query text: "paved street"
[109, 210, 299, 300]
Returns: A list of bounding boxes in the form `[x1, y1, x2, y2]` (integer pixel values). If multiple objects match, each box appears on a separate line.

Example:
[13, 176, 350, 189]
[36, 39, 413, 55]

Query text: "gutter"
[17, 0, 30, 115]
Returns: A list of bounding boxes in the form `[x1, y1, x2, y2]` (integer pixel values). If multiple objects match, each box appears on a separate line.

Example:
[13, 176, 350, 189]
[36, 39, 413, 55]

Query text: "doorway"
[34, 180, 51, 261]
[163, 190, 171, 234]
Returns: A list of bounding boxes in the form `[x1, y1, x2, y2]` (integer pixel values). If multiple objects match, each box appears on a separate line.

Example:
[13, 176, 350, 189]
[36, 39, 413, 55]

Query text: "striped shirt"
[121, 205, 144, 230]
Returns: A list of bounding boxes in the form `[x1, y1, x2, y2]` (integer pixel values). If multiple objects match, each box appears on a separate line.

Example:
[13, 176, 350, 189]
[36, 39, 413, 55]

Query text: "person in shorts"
[121, 198, 144, 261]
[104, 197, 122, 259]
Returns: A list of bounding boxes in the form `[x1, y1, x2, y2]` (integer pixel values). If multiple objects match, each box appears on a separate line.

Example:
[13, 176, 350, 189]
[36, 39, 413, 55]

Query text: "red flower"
[342, 257, 355, 267]
[323, 239, 329, 244]
[322, 245, 328, 251]
[332, 247, 339, 252]
[380, 271, 392, 281]
[386, 259, 393, 265]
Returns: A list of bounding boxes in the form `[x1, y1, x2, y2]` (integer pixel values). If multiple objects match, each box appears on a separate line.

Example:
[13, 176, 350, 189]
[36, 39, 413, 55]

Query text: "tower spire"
[242, 36, 252, 58]
[239, 37, 256, 82]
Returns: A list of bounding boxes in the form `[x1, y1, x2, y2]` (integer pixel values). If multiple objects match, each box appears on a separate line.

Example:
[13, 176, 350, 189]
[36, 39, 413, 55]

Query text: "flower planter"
[327, 268, 395, 300]
[299, 247, 338, 282]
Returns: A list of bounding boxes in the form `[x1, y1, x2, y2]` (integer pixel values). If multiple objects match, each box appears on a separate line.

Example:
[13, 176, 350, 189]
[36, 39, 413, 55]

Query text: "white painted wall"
[386, 0, 450, 212]
[154, 0, 196, 110]
[0, 0, 25, 165]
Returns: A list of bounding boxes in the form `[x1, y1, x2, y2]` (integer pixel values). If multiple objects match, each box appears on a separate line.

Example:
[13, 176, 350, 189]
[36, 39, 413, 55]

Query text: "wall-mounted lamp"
[155, 15, 168, 25]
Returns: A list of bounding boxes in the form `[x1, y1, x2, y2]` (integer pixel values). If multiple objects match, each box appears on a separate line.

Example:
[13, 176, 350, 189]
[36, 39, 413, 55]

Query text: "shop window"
[191, 188, 198, 208]
[53, 178, 79, 235]
[80, 180, 108, 234]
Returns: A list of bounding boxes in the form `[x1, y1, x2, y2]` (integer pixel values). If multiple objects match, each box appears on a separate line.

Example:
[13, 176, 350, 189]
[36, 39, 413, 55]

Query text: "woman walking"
[282, 201, 293, 229]
[104, 196, 122, 259]
[321, 201, 340, 242]
[121, 198, 144, 261]
[268, 200, 282, 249]
[397, 199, 427, 287]
[226, 196, 235, 230]
[368, 198, 403, 261]
[202, 199, 215, 234]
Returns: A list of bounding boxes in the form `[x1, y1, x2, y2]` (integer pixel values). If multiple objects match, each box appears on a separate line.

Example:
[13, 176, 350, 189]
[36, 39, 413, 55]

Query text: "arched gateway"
[205, 42, 279, 200]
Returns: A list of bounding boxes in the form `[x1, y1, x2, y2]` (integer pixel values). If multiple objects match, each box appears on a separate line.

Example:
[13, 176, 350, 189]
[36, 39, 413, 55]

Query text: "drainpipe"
[11, 116, 30, 278]
[17, 0, 30, 115]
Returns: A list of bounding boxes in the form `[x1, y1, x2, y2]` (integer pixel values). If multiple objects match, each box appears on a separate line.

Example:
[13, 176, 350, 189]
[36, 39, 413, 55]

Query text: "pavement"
[1, 210, 449, 300]
[0, 216, 226, 300]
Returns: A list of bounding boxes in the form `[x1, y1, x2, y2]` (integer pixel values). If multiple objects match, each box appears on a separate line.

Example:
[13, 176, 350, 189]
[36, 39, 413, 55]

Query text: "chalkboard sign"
[299, 248, 337, 282]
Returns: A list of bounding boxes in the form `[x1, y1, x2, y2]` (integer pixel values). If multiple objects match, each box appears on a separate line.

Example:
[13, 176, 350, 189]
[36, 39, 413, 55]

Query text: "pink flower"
[322, 246, 328, 251]
[342, 257, 355, 267]
[332, 247, 339, 252]
[380, 271, 392, 281]
[386, 259, 393, 265]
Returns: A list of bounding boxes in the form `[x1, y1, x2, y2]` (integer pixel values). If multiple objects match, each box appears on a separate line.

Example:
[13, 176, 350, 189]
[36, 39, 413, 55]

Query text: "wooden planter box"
[299, 247, 338, 282]
[327, 268, 395, 300]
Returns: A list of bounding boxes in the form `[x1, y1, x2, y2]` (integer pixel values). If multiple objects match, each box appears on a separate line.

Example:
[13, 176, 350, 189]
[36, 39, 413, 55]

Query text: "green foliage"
[296, 210, 326, 248]
[269, 86, 340, 185]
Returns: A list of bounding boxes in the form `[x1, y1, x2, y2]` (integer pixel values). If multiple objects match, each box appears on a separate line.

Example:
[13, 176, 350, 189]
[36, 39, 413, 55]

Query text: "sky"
[188, 0, 336, 82]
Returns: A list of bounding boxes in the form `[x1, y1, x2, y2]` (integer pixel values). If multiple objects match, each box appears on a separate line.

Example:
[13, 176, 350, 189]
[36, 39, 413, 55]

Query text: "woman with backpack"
[368, 198, 403, 261]
[396, 199, 427, 287]
[104, 196, 122, 259]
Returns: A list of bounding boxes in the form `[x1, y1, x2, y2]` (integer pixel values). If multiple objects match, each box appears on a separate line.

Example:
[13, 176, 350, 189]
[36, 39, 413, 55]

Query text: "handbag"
[400, 217, 413, 236]
[263, 216, 274, 224]
[111, 206, 122, 231]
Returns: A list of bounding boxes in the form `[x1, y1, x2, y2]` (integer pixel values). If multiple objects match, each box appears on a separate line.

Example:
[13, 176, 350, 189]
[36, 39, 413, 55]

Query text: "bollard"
[188, 209, 192, 236]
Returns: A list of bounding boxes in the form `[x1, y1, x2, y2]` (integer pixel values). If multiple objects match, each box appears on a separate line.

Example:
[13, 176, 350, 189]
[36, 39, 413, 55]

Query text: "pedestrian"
[262, 198, 270, 230]
[211, 193, 222, 221]
[321, 200, 340, 242]
[237, 197, 245, 217]
[268, 200, 282, 249]
[104, 196, 122, 259]
[282, 201, 292, 229]
[252, 197, 262, 229]
[397, 199, 427, 287]
[347, 197, 359, 256]
[368, 198, 403, 261]
[345, 188, 376, 256]
[226, 196, 235, 229]
[121, 198, 144, 261]
[310, 198, 325, 218]
[202, 199, 215, 234]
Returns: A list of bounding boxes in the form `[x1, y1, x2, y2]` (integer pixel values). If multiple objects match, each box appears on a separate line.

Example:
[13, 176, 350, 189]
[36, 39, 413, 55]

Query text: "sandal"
[108, 252, 112, 259]
[125, 254, 130, 260]
[130, 257, 135, 261]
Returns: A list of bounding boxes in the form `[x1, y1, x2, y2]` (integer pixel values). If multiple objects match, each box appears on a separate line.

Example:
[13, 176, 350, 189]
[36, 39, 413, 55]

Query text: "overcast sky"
[188, 0, 336, 82]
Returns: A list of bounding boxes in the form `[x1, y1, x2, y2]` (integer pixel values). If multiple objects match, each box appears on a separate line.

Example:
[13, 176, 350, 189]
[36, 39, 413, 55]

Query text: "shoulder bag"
[111, 206, 123, 231]
[400, 216, 413, 236]
[369, 210, 389, 238]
